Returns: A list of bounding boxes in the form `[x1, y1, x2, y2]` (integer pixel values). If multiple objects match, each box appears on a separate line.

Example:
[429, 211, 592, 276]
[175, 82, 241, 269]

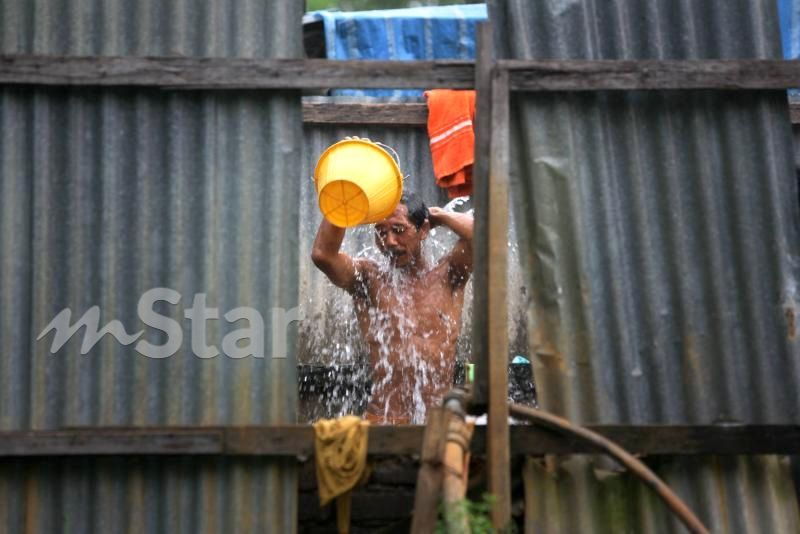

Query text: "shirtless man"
[311, 192, 473, 424]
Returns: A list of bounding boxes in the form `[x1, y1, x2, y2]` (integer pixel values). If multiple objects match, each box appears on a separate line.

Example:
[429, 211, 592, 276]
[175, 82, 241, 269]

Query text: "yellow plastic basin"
[313, 139, 403, 228]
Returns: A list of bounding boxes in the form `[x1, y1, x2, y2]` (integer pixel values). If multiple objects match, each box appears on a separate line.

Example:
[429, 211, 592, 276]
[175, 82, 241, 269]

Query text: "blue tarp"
[305, 4, 487, 97]
[779, 0, 800, 58]
[777, 0, 799, 94]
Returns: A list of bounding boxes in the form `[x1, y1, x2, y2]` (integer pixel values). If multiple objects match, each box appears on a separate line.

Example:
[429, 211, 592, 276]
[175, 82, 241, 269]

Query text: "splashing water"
[298, 196, 528, 424]
[441, 195, 471, 212]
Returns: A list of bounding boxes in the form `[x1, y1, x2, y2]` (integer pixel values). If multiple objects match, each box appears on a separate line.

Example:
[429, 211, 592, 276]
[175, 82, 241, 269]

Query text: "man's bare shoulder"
[433, 254, 470, 291]
[353, 257, 380, 277]
[350, 258, 380, 299]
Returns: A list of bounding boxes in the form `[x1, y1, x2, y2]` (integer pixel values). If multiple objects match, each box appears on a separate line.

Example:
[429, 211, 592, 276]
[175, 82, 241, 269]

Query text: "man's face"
[374, 204, 429, 268]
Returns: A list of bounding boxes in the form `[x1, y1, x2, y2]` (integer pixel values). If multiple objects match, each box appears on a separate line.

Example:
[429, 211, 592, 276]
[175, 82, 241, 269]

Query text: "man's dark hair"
[400, 191, 429, 229]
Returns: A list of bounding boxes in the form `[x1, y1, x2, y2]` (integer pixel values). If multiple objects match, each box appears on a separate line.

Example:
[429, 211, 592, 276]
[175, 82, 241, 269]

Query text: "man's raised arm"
[311, 219, 372, 295]
[428, 207, 474, 285]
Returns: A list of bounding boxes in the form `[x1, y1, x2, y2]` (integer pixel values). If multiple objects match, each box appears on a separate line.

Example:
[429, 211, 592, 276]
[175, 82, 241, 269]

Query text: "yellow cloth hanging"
[314, 416, 370, 534]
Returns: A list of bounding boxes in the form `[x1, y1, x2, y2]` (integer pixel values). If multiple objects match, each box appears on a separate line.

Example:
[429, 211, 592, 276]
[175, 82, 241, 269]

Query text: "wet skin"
[311, 204, 473, 424]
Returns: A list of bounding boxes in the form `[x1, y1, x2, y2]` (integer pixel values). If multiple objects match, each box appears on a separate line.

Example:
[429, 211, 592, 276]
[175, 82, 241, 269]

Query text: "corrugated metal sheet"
[489, 0, 800, 532]
[0, 1, 302, 532]
[792, 123, 800, 168]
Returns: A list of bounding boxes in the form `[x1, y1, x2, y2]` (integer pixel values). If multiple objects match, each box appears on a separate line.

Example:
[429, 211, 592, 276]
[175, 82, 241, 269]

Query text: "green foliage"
[306, 0, 478, 13]
[435, 494, 517, 534]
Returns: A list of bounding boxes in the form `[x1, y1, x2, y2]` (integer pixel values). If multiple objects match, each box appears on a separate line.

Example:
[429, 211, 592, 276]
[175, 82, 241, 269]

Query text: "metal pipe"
[509, 404, 710, 534]
[442, 390, 474, 533]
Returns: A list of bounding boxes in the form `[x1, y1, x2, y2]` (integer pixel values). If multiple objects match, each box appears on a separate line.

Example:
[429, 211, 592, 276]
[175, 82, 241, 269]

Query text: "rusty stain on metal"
[684, 334, 702, 378]
[785, 307, 796, 340]
[543, 455, 560, 477]
[25, 471, 38, 534]
[530, 327, 566, 371]
[711, 456, 732, 534]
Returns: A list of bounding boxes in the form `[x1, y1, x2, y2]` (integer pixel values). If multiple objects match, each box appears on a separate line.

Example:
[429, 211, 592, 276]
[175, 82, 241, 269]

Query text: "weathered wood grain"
[502, 59, 800, 91]
[0, 55, 475, 89]
[0, 429, 221, 455]
[3, 56, 800, 91]
[487, 63, 513, 532]
[0, 424, 798, 456]
[302, 102, 428, 125]
[410, 408, 447, 534]
[469, 21, 493, 412]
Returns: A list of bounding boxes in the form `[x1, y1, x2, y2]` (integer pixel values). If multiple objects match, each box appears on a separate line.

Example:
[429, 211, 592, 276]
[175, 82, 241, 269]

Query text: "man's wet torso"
[353, 260, 466, 424]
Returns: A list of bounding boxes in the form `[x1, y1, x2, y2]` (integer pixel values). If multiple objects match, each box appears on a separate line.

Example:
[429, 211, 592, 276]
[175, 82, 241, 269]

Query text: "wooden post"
[473, 21, 512, 530]
[470, 23, 493, 411]
[410, 408, 448, 533]
[487, 65, 512, 531]
[442, 411, 474, 533]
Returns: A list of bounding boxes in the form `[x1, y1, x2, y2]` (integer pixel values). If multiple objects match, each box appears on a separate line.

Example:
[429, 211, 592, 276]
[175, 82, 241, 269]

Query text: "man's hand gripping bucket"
[313, 138, 404, 228]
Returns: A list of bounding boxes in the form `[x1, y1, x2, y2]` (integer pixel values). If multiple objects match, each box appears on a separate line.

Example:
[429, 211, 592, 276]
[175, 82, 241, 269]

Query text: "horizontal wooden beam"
[0, 424, 798, 457]
[563, 424, 800, 456]
[0, 429, 222, 456]
[501, 59, 800, 91]
[0, 55, 474, 89]
[4, 56, 800, 92]
[223, 425, 424, 456]
[301, 100, 799, 127]
[302, 99, 799, 127]
[302, 102, 427, 125]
